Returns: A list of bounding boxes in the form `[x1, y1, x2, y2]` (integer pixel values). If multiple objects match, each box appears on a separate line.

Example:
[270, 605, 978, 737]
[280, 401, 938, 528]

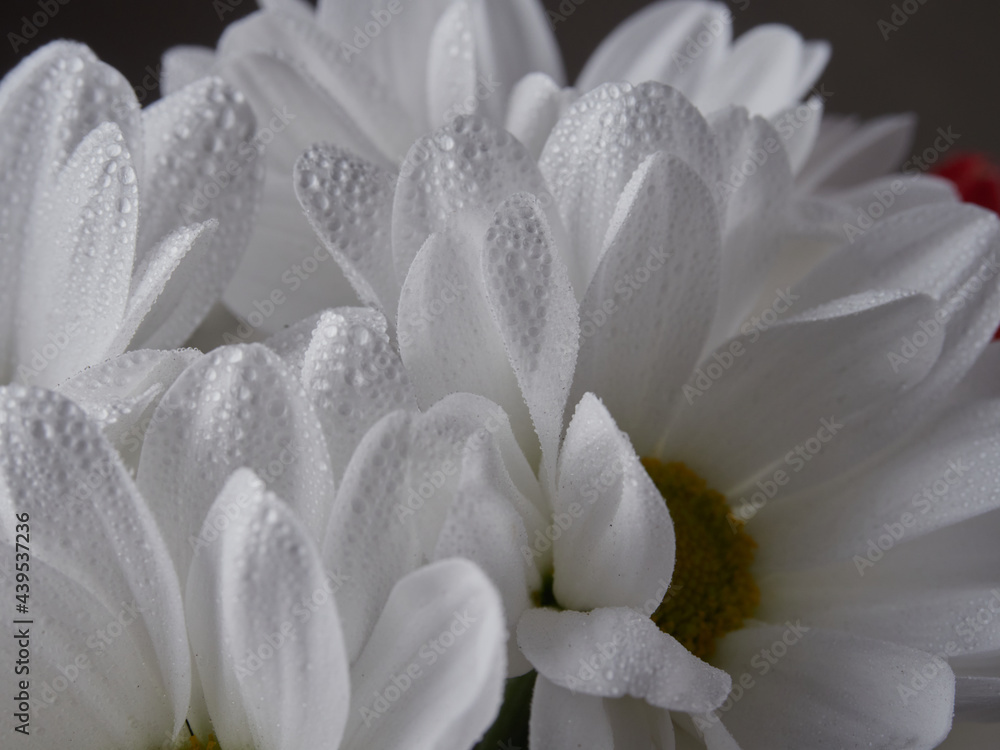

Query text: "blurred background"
[0, 0, 997, 157]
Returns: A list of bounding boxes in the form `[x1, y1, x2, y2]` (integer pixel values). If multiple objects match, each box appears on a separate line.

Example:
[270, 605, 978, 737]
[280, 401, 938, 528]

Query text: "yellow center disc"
[642, 458, 760, 660]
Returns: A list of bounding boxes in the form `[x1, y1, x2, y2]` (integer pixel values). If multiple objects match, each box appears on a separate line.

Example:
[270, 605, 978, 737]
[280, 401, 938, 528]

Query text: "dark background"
[1, 0, 998, 157]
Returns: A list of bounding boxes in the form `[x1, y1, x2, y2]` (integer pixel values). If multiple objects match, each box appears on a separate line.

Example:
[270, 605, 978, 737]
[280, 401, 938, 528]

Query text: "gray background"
[0, 0, 997, 157]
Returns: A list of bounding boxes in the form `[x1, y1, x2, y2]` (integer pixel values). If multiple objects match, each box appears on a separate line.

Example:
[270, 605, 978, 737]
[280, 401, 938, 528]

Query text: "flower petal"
[797, 113, 917, 193]
[712, 625, 954, 750]
[426, 1, 479, 128]
[752, 398, 1000, 570]
[577, 0, 732, 99]
[298, 308, 417, 479]
[696, 26, 825, 117]
[342, 558, 507, 750]
[434, 432, 544, 675]
[392, 115, 562, 287]
[136, 344, 335, 582]
[56, 348, 201, 467]
[529, 678, 614, 750]
[518, 607, 731, 712]
[322, 394, 524, 659]
[295, 144, 401, 320]
[397, 226, 535, 463]
[505, 73, 575, 161]
[661, 291, 942, 493]
[0, 386, 190, 741]
[17, 122, 138, 386]
[161, 45, 216, 95]
[117, 220, 220, 352]
[186, 469, 350, 750]
[539, 82, 721, 290]
[482, 192, 579, 485]
[554, 394, 675, 611]
[570, 152, 720, 455]
[0, 42, 139, 380]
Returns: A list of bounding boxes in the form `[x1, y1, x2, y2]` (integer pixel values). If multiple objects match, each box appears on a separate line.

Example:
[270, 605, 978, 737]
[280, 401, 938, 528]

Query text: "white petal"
[262, 311, 328, 375]
[661, 291, 942, 493]
[797, 113, 917, 193]
[529, 678, 614, 750]
[570, 152, 720, 454]
[777, 204, 1000, 492]
[295, 144, 401, 320]
[833, 173, 959, 223]
[578, 0, 732, 97]
[0, 43, 139, 380]
[713, 625, 954, 750]
[343, 558, 507, 750]
[118, 220, 219, 352]
[298, 308, 417, 479]
[322, 394, 520, 659]
[17, 123, 138, 386]
[434, 434, 543, 675]
[0, 386, 190, 741]
[505, 73, 575, 161]
[136, 344, 335, 582]
[218, 10, 414, 161]
[482, 192, 579, 484]
[392, 115, 561, 287]
[696, 26, 822, 117]
[752, 398, 1000, 570]
[161, 45, 216, 95]
[555, 394, 674, 611]
[466, 0, 566, 120]
[186, 470, 350, 750]
[56, 348, 201, 467]
[397, 226, 536, 463]
[426, 1, 479, 129]
[0, 556, 181, 747]
[706, 108, 794, 347]
[771, 95, 824, 175]
[539, 82, 721, 289]
[137, 77, 262, 346]
[518, 607, 731, 712]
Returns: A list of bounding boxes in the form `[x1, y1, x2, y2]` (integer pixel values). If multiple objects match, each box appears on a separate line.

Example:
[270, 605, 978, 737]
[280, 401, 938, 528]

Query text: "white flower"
[162, 0, 831, 334]
[288, 78, 1000, 747]
[0, 386, 507, 750]
[0, 42, 263, 388]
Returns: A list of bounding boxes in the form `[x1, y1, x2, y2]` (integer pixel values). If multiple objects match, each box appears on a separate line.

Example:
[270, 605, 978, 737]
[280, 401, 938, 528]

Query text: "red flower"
[933, 153, 1000, 215]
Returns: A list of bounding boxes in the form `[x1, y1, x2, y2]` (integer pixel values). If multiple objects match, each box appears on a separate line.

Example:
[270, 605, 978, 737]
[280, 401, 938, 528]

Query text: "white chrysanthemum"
[0, 42, 263, 388]
[162, 0, 830, 333]
[0, 386, 507, 750]
[283, 77, 1000, 747]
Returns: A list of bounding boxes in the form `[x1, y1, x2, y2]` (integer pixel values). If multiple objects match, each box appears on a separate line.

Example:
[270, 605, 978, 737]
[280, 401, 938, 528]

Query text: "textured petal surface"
[713, 625, 954, 750]
[187, 470, 350, 750]
[161, 45, 216, 95]
[570, 152, 720, 454]
[137, 77, 262, 347]
[397, 226, 535, 463]
[661, 291, 942, 493]
[56, 348, 201, 466]
[297, 308, 416, 479]
[323, 394, 531, 660]
[0, 387, 189, 743]
[295, 144, 401, 319]
[343, 559, 507, 750]
[518, 607, 731, 711]
[17, 123, 138, 386]
[505, 72, 575, 161]
[392, 114, 561, 286]
[0, 43, 140, 381]
[539, 82, 721, 289]
[482, 193, 579, 483]
[137, 344, 335, 582]
[554, 394, 675, 611]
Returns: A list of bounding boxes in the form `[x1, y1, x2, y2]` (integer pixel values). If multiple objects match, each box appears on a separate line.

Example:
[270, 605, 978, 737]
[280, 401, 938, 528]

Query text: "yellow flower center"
[642, 459, 759, 660]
